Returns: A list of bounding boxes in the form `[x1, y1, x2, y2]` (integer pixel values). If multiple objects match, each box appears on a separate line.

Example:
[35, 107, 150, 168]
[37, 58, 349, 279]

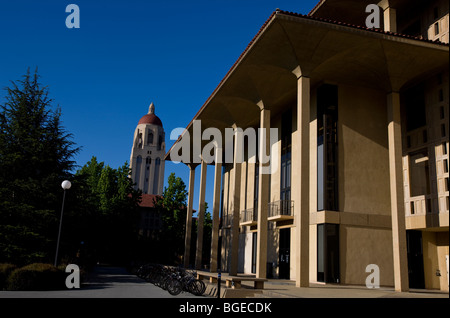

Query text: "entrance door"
[279, 229, 290, 279]
[317, 224, 340, 283]
[406, 230, 425, 289]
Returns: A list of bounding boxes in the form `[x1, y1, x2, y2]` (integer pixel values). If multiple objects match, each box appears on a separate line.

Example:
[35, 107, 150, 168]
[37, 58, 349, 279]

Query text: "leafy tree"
[0, 69, 79, 265]
[74, 157, 141, 265]
[153, 172, 188, 265]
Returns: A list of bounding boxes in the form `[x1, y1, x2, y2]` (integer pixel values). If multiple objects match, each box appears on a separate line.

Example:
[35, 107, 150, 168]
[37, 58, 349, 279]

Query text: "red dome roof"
[138, 113, 163, 127]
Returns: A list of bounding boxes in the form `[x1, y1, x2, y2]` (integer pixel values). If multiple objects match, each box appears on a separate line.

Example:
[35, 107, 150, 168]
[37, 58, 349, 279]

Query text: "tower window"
[148, 132, 154, 145]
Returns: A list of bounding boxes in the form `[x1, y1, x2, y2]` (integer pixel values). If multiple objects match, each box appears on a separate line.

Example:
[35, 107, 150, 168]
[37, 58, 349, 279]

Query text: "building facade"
[166, 0, 449, 292]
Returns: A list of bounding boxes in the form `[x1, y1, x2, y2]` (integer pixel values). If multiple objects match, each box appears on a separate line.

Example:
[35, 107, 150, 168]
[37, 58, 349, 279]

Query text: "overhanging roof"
[165, 9, 449, 164]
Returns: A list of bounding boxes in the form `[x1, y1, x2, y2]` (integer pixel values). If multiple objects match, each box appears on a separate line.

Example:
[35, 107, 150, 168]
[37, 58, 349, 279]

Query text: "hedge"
[0, 264, 17, 290]
[6, 263, 66, 291]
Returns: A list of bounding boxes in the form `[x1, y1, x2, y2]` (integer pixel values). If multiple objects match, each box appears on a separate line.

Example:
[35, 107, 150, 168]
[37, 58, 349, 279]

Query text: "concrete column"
[195, 160, 208, 270]
[256, 108, 270, 279]
[210, 158, 223, 272]
[384, 7, 397, 32]
[229, 128, 242, 276]
[387, 92, 409, 292]
[378, 0, 397, 32]
[184, 164, 196, 268]
[292, 75, 310, 287]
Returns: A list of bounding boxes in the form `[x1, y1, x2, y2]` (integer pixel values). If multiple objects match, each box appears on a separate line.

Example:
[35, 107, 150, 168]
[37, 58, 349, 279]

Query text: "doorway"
[317, 224, 340, 283]
[279, 228, 291, 279]
[406, 230, 425, 289]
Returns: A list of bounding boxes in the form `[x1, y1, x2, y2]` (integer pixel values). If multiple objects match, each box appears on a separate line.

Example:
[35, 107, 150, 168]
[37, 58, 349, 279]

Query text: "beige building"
[166, 0, 449, 292]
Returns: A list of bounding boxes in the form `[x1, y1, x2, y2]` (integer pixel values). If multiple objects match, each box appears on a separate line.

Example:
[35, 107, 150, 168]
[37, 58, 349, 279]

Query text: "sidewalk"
[220, 278, 449, 298]
[0, 266, 198, 298]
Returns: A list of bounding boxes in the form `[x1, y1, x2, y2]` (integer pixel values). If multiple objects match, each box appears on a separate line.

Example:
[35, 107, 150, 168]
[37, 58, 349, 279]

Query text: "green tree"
[0, 69, 79, 265]
[74, 157, 141, 265]
[153, 172, 188, 265]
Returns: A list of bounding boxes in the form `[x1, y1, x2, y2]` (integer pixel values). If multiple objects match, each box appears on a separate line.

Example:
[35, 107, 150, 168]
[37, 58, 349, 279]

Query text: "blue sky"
[0, 0, 317, 212]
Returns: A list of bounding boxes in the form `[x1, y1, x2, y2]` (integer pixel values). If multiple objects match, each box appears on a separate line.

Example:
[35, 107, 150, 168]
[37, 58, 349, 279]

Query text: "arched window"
[144, 157, 151, 193]
[134, 156, 142, 189]
[153, 158, 161, 194]
[148, 131, 154, 145]
[158, 135, 163, 151]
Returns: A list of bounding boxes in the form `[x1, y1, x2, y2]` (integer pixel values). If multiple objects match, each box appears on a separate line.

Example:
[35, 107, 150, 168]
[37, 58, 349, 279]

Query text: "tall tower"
[130, 102, 165, 195]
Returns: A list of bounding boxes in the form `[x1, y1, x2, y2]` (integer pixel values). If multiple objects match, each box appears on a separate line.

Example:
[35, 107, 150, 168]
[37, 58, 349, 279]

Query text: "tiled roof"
[278, 9, 449, 46]
[139, 194, 160, 208]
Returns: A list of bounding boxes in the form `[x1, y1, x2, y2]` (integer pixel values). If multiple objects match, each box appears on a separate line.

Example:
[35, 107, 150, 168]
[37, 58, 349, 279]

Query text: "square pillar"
[184, 164, 196, 268]
[378, 1, 397, 33]
[210, 159, 223, 272]
[387, 92, 409, 292]
[195, 160, 208, 269]
[229, 129, 242, 276]
[256, 108, 270, 279]
[384, 7, 397, 33]
[292, 75, 310, 287]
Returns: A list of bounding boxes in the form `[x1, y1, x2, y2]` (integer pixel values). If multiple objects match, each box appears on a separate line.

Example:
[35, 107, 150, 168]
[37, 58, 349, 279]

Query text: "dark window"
[251, 232, 257, 274]
[435, 22, 440, 35]
[317, 84, 339, 211]
[317, 224, 340, 283]
[281, 109, 292, 213]
[404, 84, 426, 132]
[148, 132, 154, 145]
[409, 149, 430, 197]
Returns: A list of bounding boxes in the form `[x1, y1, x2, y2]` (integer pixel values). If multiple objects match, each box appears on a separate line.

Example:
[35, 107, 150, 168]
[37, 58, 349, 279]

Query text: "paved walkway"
[0, 266, 447, 299]
[0, 266, 198, 298]
[251, 280, 449, 298]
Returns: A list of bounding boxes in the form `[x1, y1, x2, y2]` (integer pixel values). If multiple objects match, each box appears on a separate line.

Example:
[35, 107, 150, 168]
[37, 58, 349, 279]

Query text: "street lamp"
[54, 180, 71, 267]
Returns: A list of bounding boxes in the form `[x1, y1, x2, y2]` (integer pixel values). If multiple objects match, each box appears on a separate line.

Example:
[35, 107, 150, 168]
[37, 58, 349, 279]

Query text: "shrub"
[0, 264, 17, 290]
[6, 263, 66, 291]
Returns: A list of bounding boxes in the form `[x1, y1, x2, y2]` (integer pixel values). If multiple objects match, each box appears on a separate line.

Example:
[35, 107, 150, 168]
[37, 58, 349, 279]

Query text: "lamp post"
[54, 180, 71, 267]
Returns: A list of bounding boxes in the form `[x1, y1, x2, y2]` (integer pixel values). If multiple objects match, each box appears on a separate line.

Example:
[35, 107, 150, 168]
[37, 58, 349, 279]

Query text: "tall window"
[148, 131, 154, 145]
[409, 149, 431, 197]
[153, 158, 160, 194]
[317, 84, 339, 211]
[281, 110, 292, 214]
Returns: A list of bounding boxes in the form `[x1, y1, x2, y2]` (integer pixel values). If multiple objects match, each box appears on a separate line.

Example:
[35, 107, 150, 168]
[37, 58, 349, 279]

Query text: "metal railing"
[240, 207, 258, 224]
[268, 200, 294, 219]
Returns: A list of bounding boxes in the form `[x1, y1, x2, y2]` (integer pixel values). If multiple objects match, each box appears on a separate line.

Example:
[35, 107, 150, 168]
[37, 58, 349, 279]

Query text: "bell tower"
[129, 102, 165, 195]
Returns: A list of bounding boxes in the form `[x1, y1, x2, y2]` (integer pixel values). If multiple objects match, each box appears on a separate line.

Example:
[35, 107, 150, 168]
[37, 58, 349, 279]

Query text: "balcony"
[268, 200, 294, 222]
[240, 208, 258, 226]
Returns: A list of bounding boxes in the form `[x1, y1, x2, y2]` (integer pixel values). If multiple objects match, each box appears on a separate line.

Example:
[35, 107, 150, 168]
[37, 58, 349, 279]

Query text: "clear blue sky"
[0, 0, 317, 212]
